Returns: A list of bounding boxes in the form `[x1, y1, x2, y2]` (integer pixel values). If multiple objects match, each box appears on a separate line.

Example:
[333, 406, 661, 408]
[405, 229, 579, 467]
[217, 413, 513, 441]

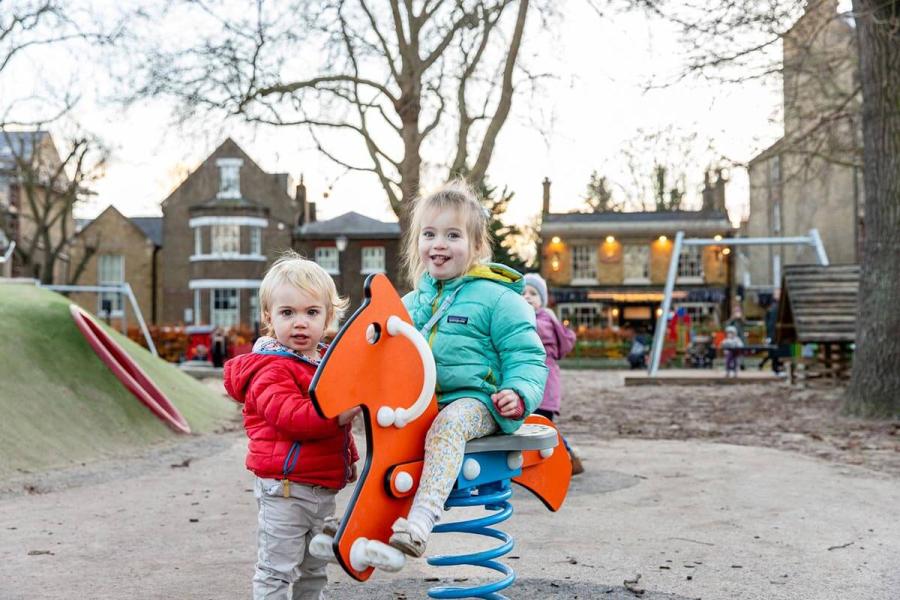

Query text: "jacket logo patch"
[447, 315, 468, 324]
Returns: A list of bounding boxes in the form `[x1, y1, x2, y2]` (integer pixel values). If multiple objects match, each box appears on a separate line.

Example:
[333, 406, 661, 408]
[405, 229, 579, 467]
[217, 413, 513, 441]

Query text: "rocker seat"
[463, 423, 558, 453]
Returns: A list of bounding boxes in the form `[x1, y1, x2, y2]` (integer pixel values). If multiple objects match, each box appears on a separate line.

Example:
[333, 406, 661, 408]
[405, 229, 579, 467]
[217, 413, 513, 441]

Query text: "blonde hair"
[403, 179, 493, 287]
[258, 250, 350, 336]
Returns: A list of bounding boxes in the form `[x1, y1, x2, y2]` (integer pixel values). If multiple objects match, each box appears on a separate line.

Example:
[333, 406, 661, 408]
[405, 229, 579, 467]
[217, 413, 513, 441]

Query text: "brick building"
[69, 206, 161, 326]
[538, 178, 733, 332]
[294, 211, 402, 313]
[159, 138, 298, 329]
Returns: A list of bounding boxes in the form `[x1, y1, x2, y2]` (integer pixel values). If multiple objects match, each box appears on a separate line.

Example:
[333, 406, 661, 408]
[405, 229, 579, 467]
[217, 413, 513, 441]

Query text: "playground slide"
[69, 304, 191, 434]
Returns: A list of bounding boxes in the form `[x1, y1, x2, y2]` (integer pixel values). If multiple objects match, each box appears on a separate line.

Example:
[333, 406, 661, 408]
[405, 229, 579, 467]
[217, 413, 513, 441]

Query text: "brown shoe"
[570, 451, 585, 476]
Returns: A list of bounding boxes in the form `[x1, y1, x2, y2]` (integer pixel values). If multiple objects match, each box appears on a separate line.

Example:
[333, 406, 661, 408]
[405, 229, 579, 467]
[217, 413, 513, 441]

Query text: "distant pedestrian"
[211, 327, 227, 368]
[522, 273, 584, 475]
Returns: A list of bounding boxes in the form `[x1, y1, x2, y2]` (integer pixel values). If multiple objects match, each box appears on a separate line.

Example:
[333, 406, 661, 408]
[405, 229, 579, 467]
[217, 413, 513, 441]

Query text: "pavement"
[1, 432, 898, 599]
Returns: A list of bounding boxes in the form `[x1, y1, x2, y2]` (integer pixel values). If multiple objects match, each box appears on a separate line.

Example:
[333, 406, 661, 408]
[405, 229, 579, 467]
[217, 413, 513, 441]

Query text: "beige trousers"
[253, 477, 337, 600]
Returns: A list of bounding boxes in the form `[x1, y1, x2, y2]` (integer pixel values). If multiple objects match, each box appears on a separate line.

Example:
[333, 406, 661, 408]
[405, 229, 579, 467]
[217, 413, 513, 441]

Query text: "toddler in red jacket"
[224, 252, 360, 600]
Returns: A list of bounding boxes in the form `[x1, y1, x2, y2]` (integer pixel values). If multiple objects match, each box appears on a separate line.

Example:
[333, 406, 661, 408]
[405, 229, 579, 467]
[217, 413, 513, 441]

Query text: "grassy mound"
[0, 284, 238, 480]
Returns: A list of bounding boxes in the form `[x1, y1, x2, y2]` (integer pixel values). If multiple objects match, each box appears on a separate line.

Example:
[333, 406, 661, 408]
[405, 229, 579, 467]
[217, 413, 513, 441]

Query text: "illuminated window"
[677, 245, 704, 281]
[623, 244, 650, 283]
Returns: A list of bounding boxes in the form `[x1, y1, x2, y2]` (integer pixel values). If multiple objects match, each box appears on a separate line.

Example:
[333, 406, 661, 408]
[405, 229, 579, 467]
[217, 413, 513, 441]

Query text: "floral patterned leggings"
[411, 397, 499, 521]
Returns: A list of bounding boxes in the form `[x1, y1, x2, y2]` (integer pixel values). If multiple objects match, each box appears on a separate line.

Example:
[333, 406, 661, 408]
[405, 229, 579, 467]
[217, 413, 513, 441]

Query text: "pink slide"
[69, 304, 191, 434]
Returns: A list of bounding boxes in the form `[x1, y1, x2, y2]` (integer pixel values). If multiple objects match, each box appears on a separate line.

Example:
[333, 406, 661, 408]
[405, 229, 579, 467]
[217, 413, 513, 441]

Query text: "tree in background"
[583, 170, 624, 212]
[1, 2, 116, 284]
[474, 174, 530, 272]
[131, 0, 554, 227]
[652, 164, 685, 211]
[1, 130, 107, 283]
[843, 0, 899, 416]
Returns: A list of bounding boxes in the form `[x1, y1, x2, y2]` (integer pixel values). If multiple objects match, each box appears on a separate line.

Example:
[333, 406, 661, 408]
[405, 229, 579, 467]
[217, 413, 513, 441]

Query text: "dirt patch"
[559, 370, 900, 476]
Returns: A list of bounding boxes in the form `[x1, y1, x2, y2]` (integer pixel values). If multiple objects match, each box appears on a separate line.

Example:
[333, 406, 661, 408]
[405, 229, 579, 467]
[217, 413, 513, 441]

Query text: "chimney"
[713, 168, 727, 213]
[701, 169, 714, 211]
[542, 177, 551, 215]
[295, 174, 307, 226]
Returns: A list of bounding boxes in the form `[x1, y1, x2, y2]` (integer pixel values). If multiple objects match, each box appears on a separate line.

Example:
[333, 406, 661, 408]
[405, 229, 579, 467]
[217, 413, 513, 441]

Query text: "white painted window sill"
[190, 254, 266, 262]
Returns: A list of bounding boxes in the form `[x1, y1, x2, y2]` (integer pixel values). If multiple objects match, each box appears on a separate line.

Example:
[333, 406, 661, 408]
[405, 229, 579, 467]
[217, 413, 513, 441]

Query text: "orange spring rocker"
[308, 274, 572, 599]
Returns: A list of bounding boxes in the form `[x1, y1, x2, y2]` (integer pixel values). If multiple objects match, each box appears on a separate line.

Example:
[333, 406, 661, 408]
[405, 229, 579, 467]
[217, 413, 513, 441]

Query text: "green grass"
[0, 284, 238, 480]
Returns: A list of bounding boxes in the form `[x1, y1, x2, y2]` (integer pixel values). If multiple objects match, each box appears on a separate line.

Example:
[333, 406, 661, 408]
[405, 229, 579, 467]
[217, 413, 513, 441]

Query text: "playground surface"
[1, 372, 898, 599]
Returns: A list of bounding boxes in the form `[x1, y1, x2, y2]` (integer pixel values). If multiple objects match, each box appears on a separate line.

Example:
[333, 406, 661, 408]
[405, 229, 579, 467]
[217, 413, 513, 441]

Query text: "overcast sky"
[6, 1, 812, 228]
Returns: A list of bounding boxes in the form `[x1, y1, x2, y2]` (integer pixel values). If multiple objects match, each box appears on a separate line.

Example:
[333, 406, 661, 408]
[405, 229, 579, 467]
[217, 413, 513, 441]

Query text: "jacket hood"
[420, 262, 524, 294]
[224, 353, 268, 404]
[224, 338, 322, 403]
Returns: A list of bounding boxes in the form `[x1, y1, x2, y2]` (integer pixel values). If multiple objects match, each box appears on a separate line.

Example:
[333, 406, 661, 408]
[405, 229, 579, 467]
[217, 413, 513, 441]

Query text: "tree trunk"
[845, 0, 900, 417]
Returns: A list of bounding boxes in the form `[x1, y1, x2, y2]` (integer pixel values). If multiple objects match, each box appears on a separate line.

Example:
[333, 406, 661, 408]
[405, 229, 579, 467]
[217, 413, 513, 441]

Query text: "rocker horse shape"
[309, 273, 572, 583]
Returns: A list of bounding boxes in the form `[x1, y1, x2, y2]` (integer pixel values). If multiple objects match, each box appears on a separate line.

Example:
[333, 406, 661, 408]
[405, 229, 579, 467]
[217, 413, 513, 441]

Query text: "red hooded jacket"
[224, 347, 358, 489]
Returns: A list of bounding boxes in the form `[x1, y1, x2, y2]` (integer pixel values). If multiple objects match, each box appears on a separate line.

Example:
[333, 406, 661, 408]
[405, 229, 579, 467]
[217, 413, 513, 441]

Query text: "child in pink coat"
[523, 273, 583, 474]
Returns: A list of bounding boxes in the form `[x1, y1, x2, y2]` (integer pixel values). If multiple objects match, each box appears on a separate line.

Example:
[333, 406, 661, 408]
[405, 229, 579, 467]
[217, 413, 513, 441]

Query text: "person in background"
[522, 273, 584, 475]
[720, 325, 745, 378]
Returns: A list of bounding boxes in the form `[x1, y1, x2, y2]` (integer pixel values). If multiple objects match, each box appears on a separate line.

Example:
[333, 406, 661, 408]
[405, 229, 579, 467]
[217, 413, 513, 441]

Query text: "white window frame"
[315, 246, 340, 275]
[97, 254, 125, 316]
[360, 246, 385, 274]
[249, 289, 259, 329]
[250, 227, 262, 255]
[211, 223, 241, 255]
[677, 245, 704, 283]
[571, 244, 597, 285]
[623, 244, 650, 284]
[194, 227, 202, 255]
[210, 288, 240, 329]
[216, 158, 243, 200]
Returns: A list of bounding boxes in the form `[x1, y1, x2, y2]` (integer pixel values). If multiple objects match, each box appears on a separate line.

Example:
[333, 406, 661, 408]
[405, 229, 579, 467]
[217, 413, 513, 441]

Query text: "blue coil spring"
[426, 480, 516, 599]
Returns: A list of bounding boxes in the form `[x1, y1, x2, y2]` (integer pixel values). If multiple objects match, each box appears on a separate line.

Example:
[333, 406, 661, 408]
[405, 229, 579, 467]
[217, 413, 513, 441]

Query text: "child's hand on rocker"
[338, 406, 361, 426]
[491, 389, 524, 418]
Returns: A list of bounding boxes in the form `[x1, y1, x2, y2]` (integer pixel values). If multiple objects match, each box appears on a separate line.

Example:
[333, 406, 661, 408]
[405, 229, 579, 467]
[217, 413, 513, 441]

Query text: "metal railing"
[40, 282, 158, 357]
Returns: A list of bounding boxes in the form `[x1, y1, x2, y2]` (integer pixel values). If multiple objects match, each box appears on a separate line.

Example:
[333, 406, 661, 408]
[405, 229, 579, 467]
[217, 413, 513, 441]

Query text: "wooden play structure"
[308, 274, 571, 598]
[776, 264, 859, 384]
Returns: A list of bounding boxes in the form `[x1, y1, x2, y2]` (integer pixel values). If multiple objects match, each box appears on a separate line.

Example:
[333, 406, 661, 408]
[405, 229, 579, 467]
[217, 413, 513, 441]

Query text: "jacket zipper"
[428, 281, 443, 348]
[281, 441, 301, 497]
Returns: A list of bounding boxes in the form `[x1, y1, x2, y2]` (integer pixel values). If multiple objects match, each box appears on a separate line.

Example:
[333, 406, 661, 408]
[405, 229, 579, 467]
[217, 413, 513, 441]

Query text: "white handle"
[375, 315, 435, 428]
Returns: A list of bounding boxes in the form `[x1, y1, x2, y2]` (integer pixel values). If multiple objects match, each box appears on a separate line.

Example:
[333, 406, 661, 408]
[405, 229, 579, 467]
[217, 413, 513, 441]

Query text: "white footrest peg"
[309, 533, 338, 563]
[349, 537, 406, 573]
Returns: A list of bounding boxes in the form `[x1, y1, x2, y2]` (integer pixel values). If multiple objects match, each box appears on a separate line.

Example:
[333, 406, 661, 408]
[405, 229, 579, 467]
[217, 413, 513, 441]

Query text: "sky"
[4, 1, 798, 228]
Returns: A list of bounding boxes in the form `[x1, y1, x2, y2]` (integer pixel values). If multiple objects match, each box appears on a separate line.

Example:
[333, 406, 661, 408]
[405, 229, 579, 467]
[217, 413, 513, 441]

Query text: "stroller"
[627, 338, 648, 369]
[686, 335, 716, 368]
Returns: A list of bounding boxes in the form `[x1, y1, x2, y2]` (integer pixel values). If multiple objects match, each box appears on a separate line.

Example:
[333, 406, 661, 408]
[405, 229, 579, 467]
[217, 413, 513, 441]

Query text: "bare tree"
[844, 0, 899, 417]
[1, 130, 107, 283]
[583, 171, 624, 212]
[131, 0, 553, 225]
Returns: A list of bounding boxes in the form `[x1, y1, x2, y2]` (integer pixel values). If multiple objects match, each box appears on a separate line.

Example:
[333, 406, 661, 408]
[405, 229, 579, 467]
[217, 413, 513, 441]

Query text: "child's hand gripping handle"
[375, 315, 436, 428]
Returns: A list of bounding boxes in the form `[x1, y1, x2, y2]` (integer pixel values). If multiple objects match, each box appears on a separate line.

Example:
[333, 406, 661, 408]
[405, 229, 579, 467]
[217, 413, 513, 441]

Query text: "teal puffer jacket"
[402, 263, 548, 433]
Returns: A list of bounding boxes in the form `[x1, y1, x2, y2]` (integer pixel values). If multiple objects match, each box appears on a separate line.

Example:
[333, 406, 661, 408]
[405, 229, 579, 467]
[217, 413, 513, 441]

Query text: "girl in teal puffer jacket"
[388, 180, 548, 558]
